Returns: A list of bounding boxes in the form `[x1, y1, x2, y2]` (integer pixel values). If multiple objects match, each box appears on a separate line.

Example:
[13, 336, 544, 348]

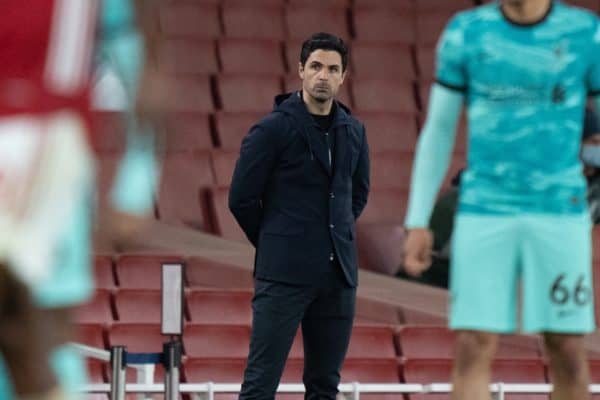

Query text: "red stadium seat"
[352, 79, 417, 113]
[217, 75, 282, 112]
[75, 323, 106, 349]
[94, 255, 115, 290]
[207, 187, 250, 243]
[416, 45, 436, 80]
[74, 289, 114, 324]
[353, 7, 416, 43]
[158, 152, 214, 229]
[415, 0, 474, 13]
[354, 0, 412, 7]
[164, 112, 213, 153]
[215, 111, 263, 150]
[219, 39, 285, 75]
[401, 309, 447, 325]
[370, 151, 414, 189]
[285, 5, 349, 40]
[158, 4, 220, 38]
[157, 39, 218, 74]
[87, 360, 106, 383]
[564, 0, 599, 12]
[341, 359, 402, 400]
[222, 5, 285, 40]
[186, 256, 254, 289]
[355, 112, 418, 152]
[405, 359, 548, 400]
[184, 358, 246, 382]
[108, 323, 165, 353]
[398, 326, 541, 360]
[91, 111, 125, 154]
[345, 325, 397, 360]
[351, 42, 415, 79]
[356, 222, 405, 275]
[415, 12, 454, 46]
[593, 227, 600, 262]
[359, 188, 409, 224]
[164, 75, 214, 112]
[184, 324, 251, 359]
[187, 289, 253, 325]
[284, 40, 304, 74]
[211, 150, 238, 188]
[114, 290, 162, 323]
[115, 255, 185, 290]
[288, 0, 349, 6]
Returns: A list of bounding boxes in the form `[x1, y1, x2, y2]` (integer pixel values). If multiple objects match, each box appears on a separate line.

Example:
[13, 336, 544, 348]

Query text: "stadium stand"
[82, 0, 600, 398]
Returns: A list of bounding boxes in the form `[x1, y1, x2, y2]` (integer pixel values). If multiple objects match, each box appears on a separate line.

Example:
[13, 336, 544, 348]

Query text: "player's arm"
[403, 14, 467, 276]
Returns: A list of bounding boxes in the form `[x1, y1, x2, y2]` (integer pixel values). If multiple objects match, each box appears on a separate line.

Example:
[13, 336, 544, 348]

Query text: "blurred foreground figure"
[403, 0, 600, 399]
[0, 1, 162, 399]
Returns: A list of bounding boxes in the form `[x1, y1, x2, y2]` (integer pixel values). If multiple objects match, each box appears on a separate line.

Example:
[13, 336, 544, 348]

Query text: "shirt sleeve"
[435, 14, 468, 92]
[588, 18, 600, 96]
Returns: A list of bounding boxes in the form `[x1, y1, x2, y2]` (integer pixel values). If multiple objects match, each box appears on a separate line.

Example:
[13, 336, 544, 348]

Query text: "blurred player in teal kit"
[0, 0, 161, 399]
[403, 0, 600, 399]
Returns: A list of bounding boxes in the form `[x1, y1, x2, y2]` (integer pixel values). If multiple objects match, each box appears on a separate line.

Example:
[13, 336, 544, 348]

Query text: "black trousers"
[239, 267, 356, 400]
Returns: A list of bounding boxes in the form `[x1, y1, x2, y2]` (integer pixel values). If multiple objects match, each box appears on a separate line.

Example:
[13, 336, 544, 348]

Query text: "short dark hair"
[300, 32, 348, 72]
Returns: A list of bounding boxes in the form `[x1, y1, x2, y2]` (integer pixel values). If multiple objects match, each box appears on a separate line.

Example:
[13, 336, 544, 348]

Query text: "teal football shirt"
[437, 0, 600, 215]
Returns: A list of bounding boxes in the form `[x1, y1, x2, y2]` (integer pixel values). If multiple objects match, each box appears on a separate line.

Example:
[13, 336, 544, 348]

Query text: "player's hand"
[403, 228, 434, 277]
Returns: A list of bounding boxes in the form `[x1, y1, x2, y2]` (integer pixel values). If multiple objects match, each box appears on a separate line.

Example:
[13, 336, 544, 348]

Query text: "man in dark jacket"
[229, 32, 370, 400]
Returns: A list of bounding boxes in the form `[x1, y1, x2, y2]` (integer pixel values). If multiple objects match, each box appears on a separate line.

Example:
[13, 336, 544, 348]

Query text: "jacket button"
[329, 253, 334, 261]
[330, 192, 335, 199]
[330, 224, 335, 229]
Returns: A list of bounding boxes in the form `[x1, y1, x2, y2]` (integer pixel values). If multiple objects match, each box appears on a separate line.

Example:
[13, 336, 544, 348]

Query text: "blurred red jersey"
[0, 0, 98, 117]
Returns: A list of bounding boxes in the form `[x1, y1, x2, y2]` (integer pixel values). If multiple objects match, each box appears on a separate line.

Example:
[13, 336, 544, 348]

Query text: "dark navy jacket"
[228, 92, 370, 287]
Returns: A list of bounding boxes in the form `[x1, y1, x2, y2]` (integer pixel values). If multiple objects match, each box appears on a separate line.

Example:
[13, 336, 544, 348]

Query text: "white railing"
[71, 343, 600, 400]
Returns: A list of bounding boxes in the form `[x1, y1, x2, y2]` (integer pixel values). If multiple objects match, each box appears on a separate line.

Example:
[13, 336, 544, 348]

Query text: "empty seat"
[356, 222, 405, 275]
[116, 255, 185, 289]
[341, 359, 401, 400]
[207, 187, 251, 243]
[283, 73, 353, 108]
[211, 151, 239, 187]
[114, 290, 162, 323]
[370, 151, 414, 189]
[352, 79, 416, 113]
[219, 39, 285, 75]
[593, 227, 600, 261]
[90, 111, 125, 154]
[222, 5, 285, 39]
[158, 39, 218, 74]
[398, 326, 541, 360]
[159, 4, 220, 38]
[75, 323, 105, 349]
[345, 325, 397, 360]
[108, 323, 165, 353]
[164, 75, 214, 112]
[184, 324, 250, 358]
[186, 256, 254, 289]
[405, 359, 548, 400]
[353, 0, 413, 9]
[187, 289, 253, 325]
[164, 112, 213, 153]
[158, 152, 214, 229]
[416, 45, 436, 80]
[351, 42, 415, 79]
[415, 0, 474, 13]
[355, 112, 417, 152]
[358, 188, 409, 224]
[568, 0, 599, 11]
[354, 7, 415, 44]
[401, 308, 447, 325]
[217, 75, 282, 112]
[215, 112, 264, 150]
[285, 5, 349, 40]
[185, 358, 246, 382]
[415, 12, 455, 46]
[288, 0, 349, 6]
[94, 255, 115, 289]
[74, 289, 114, 324]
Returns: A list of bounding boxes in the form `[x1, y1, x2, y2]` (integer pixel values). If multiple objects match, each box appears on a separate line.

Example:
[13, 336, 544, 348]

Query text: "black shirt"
[311, 113, 336, 168]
